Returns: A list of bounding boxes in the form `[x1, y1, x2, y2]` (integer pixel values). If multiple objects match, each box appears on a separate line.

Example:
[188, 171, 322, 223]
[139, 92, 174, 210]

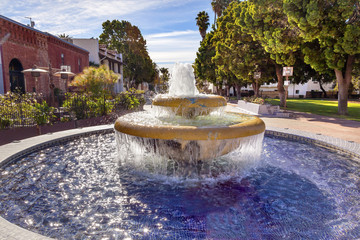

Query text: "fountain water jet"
[114, 63, 265, 177]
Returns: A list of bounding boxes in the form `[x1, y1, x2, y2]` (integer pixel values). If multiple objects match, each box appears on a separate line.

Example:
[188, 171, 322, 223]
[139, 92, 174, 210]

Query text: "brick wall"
[0, 16, 88, 97]
[47, 35, 88, 92]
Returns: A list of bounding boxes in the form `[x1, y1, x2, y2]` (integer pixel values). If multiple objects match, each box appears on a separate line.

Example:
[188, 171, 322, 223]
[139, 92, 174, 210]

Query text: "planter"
[0, 126, 38, 145]
[237, 100, 280, 115]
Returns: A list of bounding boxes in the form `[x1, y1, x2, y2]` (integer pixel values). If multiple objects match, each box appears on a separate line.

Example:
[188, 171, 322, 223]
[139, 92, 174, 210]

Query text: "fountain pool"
[0, 130, 359, 239]
[0, 63, 359, 239]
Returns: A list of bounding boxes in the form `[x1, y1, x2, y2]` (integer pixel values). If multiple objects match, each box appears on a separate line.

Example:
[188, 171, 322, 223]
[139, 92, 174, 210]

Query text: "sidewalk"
[227, 105, 360, 144]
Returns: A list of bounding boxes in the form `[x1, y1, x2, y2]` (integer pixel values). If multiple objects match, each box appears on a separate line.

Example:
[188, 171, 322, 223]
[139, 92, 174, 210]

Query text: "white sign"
[282, 67, 293, 76]
[61, 65, 71, 72]
[254, 72, 261, 79]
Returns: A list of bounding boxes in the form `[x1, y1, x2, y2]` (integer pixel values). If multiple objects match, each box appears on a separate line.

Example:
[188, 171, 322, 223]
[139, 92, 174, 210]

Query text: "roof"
[0, 15, 88, 53]
[99, 45, 122, 63]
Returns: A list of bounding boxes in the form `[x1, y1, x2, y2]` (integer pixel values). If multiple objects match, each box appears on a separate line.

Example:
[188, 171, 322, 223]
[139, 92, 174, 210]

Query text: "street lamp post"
[54, 67, 75, 92]
[22, 65, 49, 93]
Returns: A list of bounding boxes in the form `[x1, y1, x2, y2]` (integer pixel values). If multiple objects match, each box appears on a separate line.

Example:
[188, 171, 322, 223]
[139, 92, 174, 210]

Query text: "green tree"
[194, 31, 219, 93]
[70, 65, 118, 97]
[99, 20, 155, 86]
[196, 11, 210, 40]
[213, 1, 275, 98]
[151, 62, 160, 86]
[159, 67, 170, 84]
[290, 48, 335, 98]
[237, 0, 302, 106]
[283, 0, 360, 115]
[352, 76, 360, 92]
[158, 67, 170, 93]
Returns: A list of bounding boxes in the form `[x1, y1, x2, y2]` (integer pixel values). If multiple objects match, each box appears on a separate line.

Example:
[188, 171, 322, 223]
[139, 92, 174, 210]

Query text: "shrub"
[95, 96, 115, 116]
[0, 92, 49, 128]
[63, 93, 116, 119]
[243, 96, 265, 105]
[70, 65, 118, 98]
[63, 93, 96, 120]
[33, 101, 55, 126]
[115, 88, 145, 110]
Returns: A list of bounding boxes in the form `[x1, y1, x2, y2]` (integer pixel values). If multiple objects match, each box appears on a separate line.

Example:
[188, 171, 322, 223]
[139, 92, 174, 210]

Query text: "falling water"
[168, 63, 199, 96]
[115, 131, 264, 179]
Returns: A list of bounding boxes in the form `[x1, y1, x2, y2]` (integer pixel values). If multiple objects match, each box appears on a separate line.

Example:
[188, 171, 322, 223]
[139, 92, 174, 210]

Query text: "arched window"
[9, 58, 25, 93]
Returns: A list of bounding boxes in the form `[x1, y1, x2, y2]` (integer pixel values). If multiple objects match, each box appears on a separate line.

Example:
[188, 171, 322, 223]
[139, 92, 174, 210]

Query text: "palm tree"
[211, 0, 231, 25]
[58, 33, 70, 39]
[196, 11, 210, 40]
[159, 67, 170, 84]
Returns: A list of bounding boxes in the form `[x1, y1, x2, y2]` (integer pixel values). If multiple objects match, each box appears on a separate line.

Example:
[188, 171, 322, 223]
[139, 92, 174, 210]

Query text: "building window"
[61, 53, 65, 65]
[295, 90, 300, 94]
[78, 58, 81, 72]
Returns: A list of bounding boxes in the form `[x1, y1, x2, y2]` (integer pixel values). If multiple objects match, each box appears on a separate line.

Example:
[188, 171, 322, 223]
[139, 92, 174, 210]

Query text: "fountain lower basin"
[114, 111, 265, 161]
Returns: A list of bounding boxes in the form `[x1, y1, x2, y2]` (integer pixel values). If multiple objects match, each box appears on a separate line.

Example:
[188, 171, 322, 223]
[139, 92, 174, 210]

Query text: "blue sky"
[1, 0, 215, 70]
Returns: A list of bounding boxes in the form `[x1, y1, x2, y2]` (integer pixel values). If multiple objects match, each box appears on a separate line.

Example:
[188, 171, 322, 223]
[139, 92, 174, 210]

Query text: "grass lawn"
[266, 98, 360, 122]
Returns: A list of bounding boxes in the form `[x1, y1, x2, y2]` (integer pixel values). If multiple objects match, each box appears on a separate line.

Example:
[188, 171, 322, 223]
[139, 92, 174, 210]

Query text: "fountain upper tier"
[152, 94, 227, 118]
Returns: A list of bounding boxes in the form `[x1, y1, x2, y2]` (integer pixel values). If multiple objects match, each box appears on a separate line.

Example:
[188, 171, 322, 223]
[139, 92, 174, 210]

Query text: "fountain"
[1, 63, 360, 239]
[114, 63, 265, 176]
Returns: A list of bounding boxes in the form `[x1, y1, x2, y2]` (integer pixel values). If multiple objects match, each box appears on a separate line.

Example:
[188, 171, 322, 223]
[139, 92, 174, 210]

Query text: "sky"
[0, 0, 215, 70]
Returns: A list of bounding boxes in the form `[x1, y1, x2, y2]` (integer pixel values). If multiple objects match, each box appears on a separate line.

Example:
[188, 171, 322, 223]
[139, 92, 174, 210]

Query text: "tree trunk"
[319, 81, 327, 98]
[335, 55, 355, 115]
[235, 84, 241, 100]
[226, 85, 230, 97]
[275, 64, 286, 107]
[251, 82, 256, 96]
[252, 80, 260, 97]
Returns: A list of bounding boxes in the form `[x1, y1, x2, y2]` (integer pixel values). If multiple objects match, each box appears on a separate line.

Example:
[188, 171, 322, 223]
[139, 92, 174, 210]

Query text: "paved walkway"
[227, 104, 360, 143]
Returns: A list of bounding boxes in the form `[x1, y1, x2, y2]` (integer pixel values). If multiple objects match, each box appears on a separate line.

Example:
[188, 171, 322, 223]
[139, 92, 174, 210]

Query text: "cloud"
[2, 0, 187, 35]
[1, 0, 209, 67]
[145, 30, 201, 65]
[147, 30, 198, 39]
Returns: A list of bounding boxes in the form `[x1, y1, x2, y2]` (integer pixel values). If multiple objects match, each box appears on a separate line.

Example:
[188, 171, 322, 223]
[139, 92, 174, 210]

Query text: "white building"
[65, 38, 124, 93]
[235, 79, 333, 98]
[241, 78, 334, 98]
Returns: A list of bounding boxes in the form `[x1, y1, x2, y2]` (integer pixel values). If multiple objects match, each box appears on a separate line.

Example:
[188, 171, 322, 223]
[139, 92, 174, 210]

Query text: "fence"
[0, 92, 145, 130]
[0, 93, 46, 129]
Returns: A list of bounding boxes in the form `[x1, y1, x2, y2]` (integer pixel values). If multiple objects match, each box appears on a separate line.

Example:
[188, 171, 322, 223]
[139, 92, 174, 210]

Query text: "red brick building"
[0, 15, 89, 98]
